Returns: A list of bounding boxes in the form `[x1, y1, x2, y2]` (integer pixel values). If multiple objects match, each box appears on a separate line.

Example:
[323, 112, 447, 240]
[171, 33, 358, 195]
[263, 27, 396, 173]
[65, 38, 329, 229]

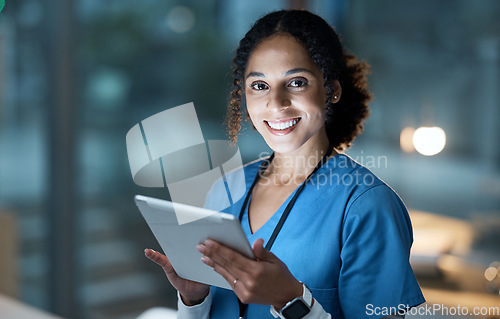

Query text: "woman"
[145, 10, 424, 318]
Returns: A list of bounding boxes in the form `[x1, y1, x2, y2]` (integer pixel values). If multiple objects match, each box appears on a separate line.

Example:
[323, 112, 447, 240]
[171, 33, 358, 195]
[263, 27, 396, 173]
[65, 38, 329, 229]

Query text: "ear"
[331, 80, 342, 103]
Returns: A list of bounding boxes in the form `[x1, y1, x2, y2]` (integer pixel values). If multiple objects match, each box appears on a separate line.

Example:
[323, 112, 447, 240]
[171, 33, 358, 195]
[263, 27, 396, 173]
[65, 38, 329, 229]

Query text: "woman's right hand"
[145, 249, 210, 306]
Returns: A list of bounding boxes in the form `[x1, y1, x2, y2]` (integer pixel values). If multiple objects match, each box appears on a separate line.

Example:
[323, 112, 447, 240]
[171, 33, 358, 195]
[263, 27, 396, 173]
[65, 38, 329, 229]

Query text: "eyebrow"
[246, 72, 265, 79]
[284, 68, 314, 76]
[245, 68, 315, 79]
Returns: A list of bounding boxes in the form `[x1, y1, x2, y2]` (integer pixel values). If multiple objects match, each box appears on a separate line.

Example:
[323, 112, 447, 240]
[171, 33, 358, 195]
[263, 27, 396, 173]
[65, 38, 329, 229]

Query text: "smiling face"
[244, 34, 330, 155]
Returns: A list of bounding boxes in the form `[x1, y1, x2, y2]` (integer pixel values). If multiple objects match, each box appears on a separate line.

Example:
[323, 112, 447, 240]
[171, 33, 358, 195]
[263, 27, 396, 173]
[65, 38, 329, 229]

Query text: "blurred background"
[0, 0, 499, 318]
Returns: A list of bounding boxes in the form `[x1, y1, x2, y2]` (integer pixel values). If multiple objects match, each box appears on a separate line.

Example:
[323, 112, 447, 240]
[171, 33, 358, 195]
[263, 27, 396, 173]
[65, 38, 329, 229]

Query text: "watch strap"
[301, 283, 313, 308]
[270, 283, 313, 318]
[270, 305, 281, 318]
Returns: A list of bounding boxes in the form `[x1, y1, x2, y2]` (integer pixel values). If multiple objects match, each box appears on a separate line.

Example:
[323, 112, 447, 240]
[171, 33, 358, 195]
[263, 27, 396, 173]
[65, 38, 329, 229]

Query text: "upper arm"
[338, 185, 424, 318]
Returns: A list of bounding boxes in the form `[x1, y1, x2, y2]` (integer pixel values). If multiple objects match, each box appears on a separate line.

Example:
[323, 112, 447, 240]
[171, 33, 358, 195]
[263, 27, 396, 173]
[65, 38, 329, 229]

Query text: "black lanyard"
[237, 145, 333, 318]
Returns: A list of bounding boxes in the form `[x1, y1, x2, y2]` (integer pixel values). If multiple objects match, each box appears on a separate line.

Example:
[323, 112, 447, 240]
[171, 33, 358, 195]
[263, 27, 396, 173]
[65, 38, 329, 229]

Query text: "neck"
[267, 139, 334, 185]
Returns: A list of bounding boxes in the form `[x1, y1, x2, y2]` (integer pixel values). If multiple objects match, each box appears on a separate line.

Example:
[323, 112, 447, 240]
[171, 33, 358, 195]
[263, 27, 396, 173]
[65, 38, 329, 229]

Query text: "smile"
[264, 118, 301, 135]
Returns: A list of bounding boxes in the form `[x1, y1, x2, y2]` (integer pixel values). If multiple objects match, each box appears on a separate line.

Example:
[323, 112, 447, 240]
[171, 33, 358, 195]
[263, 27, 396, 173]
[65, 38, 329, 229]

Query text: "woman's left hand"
[197, 238, 303, 310]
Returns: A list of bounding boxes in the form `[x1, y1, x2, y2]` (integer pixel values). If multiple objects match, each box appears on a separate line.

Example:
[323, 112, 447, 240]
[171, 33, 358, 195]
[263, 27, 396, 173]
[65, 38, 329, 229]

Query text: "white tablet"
[135, 195, 254, 290]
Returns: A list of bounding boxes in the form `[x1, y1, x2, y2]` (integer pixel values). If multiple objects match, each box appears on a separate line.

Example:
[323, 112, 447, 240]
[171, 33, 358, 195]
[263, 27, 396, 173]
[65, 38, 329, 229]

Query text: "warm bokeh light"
[484, 266, 498, 281]
[400, 127, 416, 153]
[412, 126, 446, 156]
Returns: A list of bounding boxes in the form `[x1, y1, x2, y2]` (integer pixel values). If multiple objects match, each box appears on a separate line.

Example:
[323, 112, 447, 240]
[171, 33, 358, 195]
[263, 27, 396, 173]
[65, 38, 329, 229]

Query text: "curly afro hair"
[226, 10, 372, 150]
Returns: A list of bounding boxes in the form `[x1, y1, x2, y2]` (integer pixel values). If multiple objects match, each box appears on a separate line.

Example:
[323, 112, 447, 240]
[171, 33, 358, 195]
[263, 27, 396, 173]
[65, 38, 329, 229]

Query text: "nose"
[267, 86, 291, 112]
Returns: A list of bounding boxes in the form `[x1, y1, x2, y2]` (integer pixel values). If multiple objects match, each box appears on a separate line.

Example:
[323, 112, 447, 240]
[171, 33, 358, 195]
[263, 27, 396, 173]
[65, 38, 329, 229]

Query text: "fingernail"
[201, 256, 210, 265]
[197, 244, 205, 253]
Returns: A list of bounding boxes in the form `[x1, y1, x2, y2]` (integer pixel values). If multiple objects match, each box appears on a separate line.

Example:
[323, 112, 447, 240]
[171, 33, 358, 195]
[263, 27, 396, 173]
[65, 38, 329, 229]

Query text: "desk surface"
[0, 294, 63, 319]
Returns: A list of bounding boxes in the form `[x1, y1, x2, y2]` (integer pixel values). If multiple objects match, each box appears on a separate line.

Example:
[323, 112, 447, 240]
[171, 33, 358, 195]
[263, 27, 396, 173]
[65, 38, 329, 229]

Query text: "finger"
[144, 248, 167, 266]
[210, 260, 240, 291]
[201, 255, 240, 290]
[252, 239, 279, 262]
[144, 249, 176, 276]
[199, 240, 252, 277]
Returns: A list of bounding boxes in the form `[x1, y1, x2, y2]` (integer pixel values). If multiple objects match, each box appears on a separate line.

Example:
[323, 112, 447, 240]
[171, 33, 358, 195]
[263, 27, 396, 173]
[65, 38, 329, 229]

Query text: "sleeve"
[177, 291, 212, 319]
[339, 185, 425, 318]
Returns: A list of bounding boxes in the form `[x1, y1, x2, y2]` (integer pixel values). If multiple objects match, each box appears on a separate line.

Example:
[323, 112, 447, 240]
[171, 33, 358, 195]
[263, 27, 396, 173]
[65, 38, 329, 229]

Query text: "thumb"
[252, 238, 278, 262]
[145, 248, 176, 275]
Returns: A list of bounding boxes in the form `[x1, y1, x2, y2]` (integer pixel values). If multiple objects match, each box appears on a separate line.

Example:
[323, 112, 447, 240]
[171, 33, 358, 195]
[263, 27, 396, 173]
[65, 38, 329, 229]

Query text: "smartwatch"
[270, 282, 313, 319]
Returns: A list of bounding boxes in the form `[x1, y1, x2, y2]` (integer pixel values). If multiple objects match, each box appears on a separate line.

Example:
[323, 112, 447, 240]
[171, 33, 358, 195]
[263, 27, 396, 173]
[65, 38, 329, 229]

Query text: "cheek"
[245, 93, 260, 114]
[314, 88, 328, 116]
[245, 110, 261, 132]
[244, 101, 260, 126]
[314, 86, 328, 106]
[301, 92, 328, 118]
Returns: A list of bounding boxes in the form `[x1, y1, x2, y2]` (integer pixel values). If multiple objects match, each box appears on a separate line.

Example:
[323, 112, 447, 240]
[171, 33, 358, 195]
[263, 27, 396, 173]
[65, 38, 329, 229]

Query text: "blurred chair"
[0, 211, 18, 297]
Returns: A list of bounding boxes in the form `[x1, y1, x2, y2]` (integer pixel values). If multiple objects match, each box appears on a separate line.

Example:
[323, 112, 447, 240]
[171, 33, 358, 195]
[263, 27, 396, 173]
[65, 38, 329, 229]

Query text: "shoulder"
[345, 183, 407, 221]
[340, 180, 412, 246]
[321, 154, 411, 232]
[314, 154, 387, 197]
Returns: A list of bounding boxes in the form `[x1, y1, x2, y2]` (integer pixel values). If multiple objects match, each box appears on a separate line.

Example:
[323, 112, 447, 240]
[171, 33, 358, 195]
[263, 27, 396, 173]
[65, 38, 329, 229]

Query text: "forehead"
[245, 34, 319, 76]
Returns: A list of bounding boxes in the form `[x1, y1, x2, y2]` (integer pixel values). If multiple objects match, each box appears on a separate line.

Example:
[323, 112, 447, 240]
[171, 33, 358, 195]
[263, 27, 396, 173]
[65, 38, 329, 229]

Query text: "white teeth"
[267, 119, 299, 130]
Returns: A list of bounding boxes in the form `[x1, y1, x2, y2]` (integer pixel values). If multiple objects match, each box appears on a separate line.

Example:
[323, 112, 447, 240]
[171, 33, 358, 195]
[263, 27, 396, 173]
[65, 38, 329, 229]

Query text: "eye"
[288, 78, 308, 88]
[250, 81, 269, 91]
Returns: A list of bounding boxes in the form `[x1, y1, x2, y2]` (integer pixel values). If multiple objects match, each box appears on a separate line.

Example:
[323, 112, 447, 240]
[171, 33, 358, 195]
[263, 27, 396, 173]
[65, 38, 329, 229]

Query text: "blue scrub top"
[204, 154, 425, 318]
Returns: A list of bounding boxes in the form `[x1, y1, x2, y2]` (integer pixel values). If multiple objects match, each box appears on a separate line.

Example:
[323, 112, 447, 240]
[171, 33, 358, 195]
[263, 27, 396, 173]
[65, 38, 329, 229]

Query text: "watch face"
[282, 300, 310, 319]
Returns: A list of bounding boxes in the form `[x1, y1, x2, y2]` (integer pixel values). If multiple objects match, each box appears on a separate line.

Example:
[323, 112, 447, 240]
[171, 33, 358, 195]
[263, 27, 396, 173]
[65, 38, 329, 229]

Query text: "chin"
[262, 136, 304, 154]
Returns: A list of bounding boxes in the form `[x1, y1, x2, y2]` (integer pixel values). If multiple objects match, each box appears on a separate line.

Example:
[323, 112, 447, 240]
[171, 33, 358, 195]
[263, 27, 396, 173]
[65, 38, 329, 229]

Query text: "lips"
[264, 117, 301, 136]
